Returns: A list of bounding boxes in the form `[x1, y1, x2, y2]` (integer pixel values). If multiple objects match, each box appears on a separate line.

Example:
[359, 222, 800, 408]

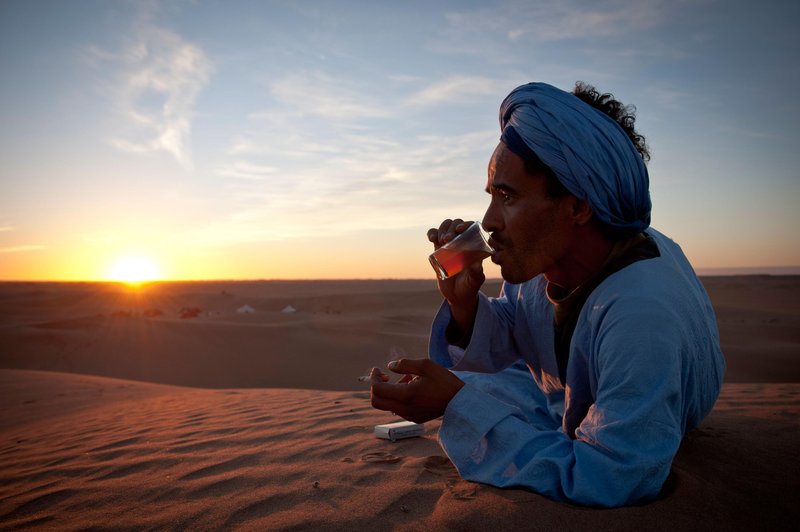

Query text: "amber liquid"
[429, 247, 492, 280]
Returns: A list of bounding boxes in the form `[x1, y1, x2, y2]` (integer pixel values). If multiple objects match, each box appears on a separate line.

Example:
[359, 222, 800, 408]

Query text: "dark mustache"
[488, 234, 511, 249]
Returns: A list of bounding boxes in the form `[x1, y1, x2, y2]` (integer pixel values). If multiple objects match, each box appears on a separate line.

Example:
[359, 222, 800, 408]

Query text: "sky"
[1, 0, 798, 281]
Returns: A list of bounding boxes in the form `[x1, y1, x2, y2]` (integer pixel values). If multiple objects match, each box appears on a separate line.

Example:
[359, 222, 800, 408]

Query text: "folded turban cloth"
[499, 82, 651, 232]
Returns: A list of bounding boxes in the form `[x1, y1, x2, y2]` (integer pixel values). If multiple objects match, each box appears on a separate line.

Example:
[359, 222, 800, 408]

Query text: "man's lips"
[488, 237, 507, 253]
[488, 237, 506, 263]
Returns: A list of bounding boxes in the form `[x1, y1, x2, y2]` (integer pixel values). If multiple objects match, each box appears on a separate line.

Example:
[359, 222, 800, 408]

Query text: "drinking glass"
[428, 221, 494, 280]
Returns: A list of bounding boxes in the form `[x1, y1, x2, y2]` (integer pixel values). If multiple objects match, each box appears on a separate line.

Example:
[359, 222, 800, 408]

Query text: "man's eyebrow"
[485, 182, 517, 195]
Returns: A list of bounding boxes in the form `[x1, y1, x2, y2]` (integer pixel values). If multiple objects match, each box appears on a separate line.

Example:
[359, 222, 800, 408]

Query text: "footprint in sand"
[423, 455, 459, 479]
[446, 480, 478, 500]
[361, 451, 402, 464]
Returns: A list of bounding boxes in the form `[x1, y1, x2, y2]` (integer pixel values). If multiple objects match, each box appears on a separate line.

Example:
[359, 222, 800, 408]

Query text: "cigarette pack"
[374, 420, 424, 442]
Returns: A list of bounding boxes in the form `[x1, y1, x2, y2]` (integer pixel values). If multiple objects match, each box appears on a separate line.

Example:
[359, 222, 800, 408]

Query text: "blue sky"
[1, 0, 798, 280]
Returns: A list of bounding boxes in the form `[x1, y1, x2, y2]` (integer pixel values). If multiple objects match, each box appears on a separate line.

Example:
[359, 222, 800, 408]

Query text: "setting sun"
[107, 256, 161, 284]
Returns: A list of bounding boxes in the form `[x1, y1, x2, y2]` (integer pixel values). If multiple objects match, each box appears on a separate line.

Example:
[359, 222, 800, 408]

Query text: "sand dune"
[1, 277, 799, 529]
[703, 276, 800, 382]
[1, 370, 798, 530]
[0, 280, 447, 390]
[1, 277, 798, 388]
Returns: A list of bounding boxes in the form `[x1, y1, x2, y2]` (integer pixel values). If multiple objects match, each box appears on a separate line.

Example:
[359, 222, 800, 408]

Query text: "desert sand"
[1, 276, 799, 529]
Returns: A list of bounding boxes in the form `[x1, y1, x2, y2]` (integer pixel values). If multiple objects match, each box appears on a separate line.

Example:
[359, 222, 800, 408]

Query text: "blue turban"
[499, 82, 651, 232]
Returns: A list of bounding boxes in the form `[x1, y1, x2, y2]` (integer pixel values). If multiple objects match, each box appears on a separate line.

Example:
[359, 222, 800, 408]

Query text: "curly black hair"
[572, 81, 650, 163]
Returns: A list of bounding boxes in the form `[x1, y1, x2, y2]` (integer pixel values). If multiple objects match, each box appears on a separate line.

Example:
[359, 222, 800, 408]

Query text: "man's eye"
[491, 187, 512, 202]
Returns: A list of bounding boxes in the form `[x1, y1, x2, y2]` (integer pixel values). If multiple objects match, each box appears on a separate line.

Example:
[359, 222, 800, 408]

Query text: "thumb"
[387, 358, 431, 376]
[465, 261, 486, 286]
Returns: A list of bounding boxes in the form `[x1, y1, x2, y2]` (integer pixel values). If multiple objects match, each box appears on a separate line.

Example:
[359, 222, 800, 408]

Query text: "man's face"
[482, 142, 576, 284]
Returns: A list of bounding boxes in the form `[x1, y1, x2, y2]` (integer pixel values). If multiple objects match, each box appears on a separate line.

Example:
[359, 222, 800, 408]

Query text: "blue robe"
[428, 228, 725, 507]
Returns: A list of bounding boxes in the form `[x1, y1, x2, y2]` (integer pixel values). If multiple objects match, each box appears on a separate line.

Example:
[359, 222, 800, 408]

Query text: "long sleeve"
[438, 297, 691, 507]
[429, 283, 526, 372]
[439, 386, 680, 506]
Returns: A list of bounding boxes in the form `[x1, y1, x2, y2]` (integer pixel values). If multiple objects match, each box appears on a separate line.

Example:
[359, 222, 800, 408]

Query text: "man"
[370, 81, 725, 507]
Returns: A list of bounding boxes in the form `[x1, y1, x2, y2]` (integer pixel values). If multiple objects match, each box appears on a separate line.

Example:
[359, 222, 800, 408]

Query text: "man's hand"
[427, 218, 485, 333]
[370, 358, 464, 424]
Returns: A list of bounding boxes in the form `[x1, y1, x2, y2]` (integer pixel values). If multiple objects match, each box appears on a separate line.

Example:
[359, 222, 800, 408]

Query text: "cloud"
[93, 19, 212, 169]
[405, 76, 504, 106]
[188, 124, 497, 249]
[0, 245, 46, 254]
[218, 161, 278, 180]
[426, 0, 676, 67]
[270, 71, 389, 122]
[388, 74, 422, 83]
[445, 0, 665, 43]
[642, 85, 695, 109]
[0, 226, 14, 232]
[201, 67, 505, 249]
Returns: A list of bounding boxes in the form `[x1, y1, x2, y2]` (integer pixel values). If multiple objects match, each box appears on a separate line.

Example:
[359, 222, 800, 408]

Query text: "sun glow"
[107, 256, 161, 284]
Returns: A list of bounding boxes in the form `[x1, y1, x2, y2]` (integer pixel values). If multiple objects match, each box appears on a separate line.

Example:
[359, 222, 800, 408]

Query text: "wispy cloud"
[0, 226, 14, 232]
[270, 71, 389, 122]
[512, 0, 665, 42]
[0, 245, 46, 254]
[190, 124, 496, 248]
[715, 125, 775, 140]
[426, 0, 678, 68]
[642, 84, 695, 109]
[443, 0, 665, 43]
[200, 67, 505, 249]
[218, 161, 278, 180]
[405, 75, 504, 106]
[89, 16, 212, 169]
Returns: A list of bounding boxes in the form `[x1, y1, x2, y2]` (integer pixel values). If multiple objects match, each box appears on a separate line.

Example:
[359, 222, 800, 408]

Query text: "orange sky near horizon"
[1, 226, 798, 282]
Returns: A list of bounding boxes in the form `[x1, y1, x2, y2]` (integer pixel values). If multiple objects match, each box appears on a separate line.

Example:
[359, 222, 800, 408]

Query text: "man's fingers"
[454, 220, 471, 233]
[465, 261, 486, 287]
[442, 218, 465, 243]
[369, 367, 389, 382]
[397, 373, 414, 384]
[370, 359, 461, 424]
[370, 394, 408, 416]
[371, 378, 413, 400]
[436, 218, 465, 244]
[387, 358, 433, 376]
[427, 228, 439, 244]
[429, 218, 473, 249]
[437, 219, 453, 238]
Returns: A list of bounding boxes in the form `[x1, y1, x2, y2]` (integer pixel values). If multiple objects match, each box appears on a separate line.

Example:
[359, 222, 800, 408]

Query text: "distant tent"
[179, 307, 201, 319]
[237, 304, 256, 314]
[281, 305, 297, 314]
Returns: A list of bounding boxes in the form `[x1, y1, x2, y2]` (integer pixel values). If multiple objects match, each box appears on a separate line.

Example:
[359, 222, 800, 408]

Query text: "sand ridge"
[1, 277, 799, 529]
[1, 370, 799, 530]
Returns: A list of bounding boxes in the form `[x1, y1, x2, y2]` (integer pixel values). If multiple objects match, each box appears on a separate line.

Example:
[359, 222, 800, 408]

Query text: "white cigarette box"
[374, 420, 424, 442]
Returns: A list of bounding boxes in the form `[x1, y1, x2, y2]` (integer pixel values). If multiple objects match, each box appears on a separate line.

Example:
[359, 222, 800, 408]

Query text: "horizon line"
[2, 267, 800, 284]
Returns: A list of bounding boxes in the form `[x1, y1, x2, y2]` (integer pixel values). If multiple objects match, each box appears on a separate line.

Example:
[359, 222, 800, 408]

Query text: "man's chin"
[499, 265, 538, 285]
[500, 263, 541, 284]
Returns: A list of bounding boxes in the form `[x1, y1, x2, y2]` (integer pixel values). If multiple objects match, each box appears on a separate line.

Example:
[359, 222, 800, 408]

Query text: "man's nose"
[482, 201, 502, 233]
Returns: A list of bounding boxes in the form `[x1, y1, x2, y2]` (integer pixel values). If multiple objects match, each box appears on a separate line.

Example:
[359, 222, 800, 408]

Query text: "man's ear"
[569, 197, 594, 226]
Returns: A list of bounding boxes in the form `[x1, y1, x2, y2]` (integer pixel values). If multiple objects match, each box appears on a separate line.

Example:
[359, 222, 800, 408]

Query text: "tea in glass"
[428, 221, 494, 280]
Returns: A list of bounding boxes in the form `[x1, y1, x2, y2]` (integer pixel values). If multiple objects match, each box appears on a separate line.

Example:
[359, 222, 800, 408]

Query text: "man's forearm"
[445, 298, 478, 348]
